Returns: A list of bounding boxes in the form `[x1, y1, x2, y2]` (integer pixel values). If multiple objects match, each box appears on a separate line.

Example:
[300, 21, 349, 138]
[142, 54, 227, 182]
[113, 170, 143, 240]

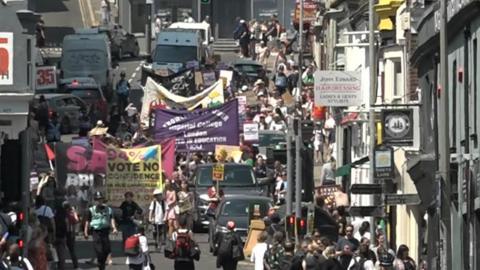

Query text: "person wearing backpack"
[125, 225, 149, 270]
[264, 231, 285, 270]
[116, 71, 131, 112]
[214, 221, 244, 270]
[278, 241, 295, 270]
[119, 191, 143, 243]
[148, 189, 165, 251]
[273, 65, 288, 95]
[348, 243, 375, 270]
[172, 215, 199, 270]
[84, 192, 118, 270]
[34, 195, 56, 265]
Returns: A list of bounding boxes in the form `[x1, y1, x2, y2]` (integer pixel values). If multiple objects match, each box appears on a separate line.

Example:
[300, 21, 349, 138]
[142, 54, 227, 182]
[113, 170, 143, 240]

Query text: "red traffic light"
[289, 216, 295, 225]
[17, 239, 24, 249]
[17, 212, 24, 222]
[299, 218, 306, 228]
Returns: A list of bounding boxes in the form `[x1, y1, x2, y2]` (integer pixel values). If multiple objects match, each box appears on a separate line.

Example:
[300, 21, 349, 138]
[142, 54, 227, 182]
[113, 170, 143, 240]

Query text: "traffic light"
[200, 0, 210, 4]
[286, 215, 296, 238]
[297, 217, 307, 236]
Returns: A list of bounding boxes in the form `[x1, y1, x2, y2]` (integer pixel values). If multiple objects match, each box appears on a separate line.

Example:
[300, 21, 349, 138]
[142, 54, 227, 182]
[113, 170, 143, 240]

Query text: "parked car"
[59, 77, 108, 121]
[232, 59, 269, 88]
[191, 163, 272, 230]
[33, 94, 87, 134]
[209, 195, 272, 251]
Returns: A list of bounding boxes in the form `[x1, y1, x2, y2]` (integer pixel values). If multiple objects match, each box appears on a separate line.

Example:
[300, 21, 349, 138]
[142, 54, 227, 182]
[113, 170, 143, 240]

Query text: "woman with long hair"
[177, 180, 194, 230]
[164, 180, 177, 238]
[394, 245, 416, 270]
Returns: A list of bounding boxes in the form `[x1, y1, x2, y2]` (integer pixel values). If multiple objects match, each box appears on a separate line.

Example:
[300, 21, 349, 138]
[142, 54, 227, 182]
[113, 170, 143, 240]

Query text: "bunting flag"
[44, 143, 55, 161]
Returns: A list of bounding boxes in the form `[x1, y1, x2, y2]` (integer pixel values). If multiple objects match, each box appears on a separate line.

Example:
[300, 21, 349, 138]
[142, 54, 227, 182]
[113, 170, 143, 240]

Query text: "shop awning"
[335, 156, 369, 177]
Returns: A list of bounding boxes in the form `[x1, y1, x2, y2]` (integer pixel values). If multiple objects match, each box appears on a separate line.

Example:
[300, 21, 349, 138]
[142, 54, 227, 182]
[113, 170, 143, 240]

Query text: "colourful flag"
[44, 144, 55, 161]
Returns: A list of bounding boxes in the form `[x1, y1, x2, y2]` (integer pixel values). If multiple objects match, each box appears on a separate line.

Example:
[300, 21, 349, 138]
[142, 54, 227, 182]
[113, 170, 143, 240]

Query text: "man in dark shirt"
[119, 191, 142, 243]
[336, 224, 359, 269]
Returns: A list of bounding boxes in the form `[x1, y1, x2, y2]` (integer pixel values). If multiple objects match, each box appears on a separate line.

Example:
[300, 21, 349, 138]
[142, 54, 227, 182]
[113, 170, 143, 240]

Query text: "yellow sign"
[106, 145, 163, 206]
[212, 163, 225, 181]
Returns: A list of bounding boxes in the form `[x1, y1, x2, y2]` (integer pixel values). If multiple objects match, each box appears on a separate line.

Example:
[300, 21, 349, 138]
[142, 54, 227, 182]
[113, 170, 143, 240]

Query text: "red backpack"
[174, 230, 192, 260]
[124, 234, 141, 256]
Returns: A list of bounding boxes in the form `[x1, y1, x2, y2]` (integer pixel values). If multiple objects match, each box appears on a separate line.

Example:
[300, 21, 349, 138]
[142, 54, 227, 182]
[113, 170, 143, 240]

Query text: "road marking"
[135, 66, 141, 72]
[78, 0, 88, 27]
[85, 0, 97, 26]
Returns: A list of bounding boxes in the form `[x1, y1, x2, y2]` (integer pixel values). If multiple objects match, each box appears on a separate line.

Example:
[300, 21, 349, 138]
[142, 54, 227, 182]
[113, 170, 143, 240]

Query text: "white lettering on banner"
[314, 71, 362, 107]
[0, 32, 14, 85]
[66, 173, 94, 186]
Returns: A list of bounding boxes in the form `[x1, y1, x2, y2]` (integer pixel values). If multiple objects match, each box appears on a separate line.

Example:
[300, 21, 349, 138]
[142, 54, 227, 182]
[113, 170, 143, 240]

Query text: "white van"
[61, 30, 113, 97]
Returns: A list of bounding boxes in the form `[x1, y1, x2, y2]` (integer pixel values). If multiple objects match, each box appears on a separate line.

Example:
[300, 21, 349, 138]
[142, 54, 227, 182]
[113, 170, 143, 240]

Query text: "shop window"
[393, 60, 403, 97]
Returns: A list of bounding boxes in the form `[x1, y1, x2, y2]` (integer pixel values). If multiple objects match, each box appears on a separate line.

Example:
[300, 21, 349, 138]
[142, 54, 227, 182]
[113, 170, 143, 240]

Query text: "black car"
[95, 25, 140, 60]
[191, 163, 272, 230]
[232, 59, 269, 87]
[209, 195, 273, 251]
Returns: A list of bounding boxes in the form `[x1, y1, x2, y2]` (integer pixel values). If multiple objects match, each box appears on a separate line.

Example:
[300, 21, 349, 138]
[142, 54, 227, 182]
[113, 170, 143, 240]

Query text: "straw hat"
[254, 79, 265, 86]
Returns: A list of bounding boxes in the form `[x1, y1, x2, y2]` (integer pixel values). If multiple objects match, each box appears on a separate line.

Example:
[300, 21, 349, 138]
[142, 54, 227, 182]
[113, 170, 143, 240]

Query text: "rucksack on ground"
[124, 234, 141, 257]
[174, 230, 192, 260]
[217, 233, 234, 258]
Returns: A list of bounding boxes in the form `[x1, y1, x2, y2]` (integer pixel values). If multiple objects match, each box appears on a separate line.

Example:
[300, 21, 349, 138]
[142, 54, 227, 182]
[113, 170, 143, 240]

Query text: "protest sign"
[154, 99, 239, 152]
[212, 164, 225, 181]
[243, 123, 259, 141]
[215, 145, 243, 163]
[106, 145, 163, 206]
[55, 143, 107, 189]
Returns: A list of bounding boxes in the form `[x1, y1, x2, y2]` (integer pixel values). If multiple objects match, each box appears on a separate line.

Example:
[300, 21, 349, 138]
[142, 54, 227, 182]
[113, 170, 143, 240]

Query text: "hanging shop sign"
[314, 71, 362, 107]
[374, 145, 394, 179]
[382, 109, 414, 145]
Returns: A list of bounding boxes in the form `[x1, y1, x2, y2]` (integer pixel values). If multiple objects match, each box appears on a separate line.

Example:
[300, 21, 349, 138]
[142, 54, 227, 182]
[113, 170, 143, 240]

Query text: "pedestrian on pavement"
[322, 246, 343, 270]
[273, 65, 288, 95]
[250, 232, 268, 270]
[172, 215, 197, 270]
[177, 180, 194, 230]
[149, 188, 165, 250]
[264, 231, 285, 270]
[214, 221, 244, 270]
[27, 226, 48, 270]
[164, 181, 177, 238]
[35, 16, 46, 48]
[100, 0, 111, 25]
[84, 191, 118, 270]
[46, 112, 61, 143]
[35, 95, 49, 142]
[125, 225, 149, 270]
[53, 197, 69, 270]
[393, 245, 416, 270]
[279, 241, 295, 270]
[63, 202, 79, 269]
[34, 196, 56, 259]
[235, 20, 251, 58]
[119, 191, 143, 243]
[116, 71, 131, 113]
[154, 15, 162, 38]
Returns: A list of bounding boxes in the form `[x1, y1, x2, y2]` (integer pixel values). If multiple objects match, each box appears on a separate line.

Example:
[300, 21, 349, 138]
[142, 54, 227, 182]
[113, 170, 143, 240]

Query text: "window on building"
[393, 60, 403, 97]
[452, 60, 457, 147]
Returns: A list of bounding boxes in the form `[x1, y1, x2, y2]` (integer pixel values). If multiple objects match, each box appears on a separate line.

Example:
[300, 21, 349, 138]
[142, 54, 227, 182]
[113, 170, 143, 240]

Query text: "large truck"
[141, 28, 207, 85]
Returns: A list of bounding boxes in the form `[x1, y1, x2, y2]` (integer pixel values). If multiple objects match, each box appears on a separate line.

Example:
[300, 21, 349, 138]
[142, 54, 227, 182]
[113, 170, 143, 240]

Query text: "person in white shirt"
[269, 114, 287, 132]
[183, 12, 196, 23]
[250, 232, 268, 270]
[125, 226, 149, 269]
[154, 15, 162, 38]
[149, 189, 165, 250]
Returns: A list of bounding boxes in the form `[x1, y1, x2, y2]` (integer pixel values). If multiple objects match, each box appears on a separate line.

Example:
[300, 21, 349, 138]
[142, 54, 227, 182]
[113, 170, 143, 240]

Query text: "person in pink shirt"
[164, 180, 177, 238]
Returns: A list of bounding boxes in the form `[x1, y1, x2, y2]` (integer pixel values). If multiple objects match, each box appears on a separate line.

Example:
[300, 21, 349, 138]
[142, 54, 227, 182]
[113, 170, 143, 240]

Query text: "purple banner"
[154, 100, 239, 152]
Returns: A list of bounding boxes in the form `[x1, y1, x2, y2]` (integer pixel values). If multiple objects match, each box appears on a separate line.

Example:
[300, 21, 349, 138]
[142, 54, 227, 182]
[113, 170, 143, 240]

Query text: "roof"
[34, 93, 76, 99]
[169, 22, 210, 31]
[222, 194, 272, 201]
[232, 59, 263, 66]
[196, 163, 252, 168]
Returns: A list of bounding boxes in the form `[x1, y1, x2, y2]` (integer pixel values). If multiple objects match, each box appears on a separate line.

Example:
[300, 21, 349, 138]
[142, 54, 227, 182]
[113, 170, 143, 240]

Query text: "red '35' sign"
[36, 66, 57, 90]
